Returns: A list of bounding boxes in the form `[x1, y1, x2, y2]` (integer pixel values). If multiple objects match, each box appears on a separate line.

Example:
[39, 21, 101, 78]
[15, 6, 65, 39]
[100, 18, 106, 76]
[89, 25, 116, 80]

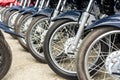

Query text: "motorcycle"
[15, 0, 47, 50]
[25, 0, 79, 63]
[2, 0, 25, 23]
[0, 0, 18, 21]
[43, 0, 105, 79]
[4, 0, 33, 25]
[4, 0, 36, 39]
[0, 21, 23, 79]
[0, 0, 16, 6]
[77, 0, 120, 80]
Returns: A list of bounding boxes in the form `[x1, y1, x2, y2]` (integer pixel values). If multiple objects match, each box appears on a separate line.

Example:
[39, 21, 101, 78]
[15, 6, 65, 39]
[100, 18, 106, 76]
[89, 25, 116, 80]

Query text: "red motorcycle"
[0, 0, 16, 6]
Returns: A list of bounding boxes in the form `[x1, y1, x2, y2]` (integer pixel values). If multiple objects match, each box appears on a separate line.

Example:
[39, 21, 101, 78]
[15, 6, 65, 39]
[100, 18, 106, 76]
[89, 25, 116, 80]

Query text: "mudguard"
[18, 6, 34, 13]
[52, 10, 82, 22]
[0, 22, 23, 38]
[21, 7, 39, 15]
[86, 14, 120, 30]
[9, 6, 22, 12]
[32, 8, 54, 17]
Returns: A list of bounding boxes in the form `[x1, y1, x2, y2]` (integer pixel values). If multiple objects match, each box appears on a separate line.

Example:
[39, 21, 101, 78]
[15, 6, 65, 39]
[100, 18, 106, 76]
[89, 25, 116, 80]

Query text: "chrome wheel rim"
[19, 16, 33, 46]
[85, 30, 120, 80]
[29, 17, 49, 58]
[49, 22, 79, 73]
[8, 11, 19, 28]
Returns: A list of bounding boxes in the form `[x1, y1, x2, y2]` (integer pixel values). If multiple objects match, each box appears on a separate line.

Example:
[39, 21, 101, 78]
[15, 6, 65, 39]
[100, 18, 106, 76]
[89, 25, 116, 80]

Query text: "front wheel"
[77, 27, 120, 80]
[26, 16, 49, 63]
[17, 14, 33, 50]
[0, 36, 12, 79]
[44, 19, 79, 79]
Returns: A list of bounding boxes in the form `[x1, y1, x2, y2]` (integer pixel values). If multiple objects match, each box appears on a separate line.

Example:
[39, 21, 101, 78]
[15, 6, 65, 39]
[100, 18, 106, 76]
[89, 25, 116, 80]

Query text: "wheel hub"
[9, 13, 18, 27]
[105, 51, 120, 78]
[40, 30, 47, 43]
[64, 37, 82, 58]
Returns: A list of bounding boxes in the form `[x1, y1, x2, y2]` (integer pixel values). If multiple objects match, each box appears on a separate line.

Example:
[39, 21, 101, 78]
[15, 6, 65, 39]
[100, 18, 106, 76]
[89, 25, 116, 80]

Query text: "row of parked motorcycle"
[0, 0, 120, 80]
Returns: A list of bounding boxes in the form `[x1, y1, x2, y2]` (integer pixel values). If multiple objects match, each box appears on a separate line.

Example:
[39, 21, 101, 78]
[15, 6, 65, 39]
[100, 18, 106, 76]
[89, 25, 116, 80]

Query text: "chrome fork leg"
[71, 0, 94, 51]
[72, 12, 90, 51]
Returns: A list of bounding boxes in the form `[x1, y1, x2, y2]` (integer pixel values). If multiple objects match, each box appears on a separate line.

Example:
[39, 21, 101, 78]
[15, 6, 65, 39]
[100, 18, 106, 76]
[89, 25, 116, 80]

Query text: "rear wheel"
[77, 27, 120, 80]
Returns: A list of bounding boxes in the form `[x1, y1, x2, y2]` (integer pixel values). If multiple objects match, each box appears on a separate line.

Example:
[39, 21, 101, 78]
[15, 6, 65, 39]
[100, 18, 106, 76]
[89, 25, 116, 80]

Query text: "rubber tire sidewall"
[77, 27, 119, 80]
[26, 15, 48, 63]
[0, 36, 12, 79]
[17, 14, 32, 51]
[44, 19, 78, 79]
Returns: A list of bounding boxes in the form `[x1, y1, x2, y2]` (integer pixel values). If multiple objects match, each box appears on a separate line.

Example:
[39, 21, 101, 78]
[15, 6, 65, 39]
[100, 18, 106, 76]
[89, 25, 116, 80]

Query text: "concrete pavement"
[2, 33, 65, 80]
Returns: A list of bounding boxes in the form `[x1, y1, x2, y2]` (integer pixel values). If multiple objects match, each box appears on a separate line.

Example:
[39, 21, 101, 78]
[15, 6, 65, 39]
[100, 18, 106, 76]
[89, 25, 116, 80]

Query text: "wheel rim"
[85, 30, 120, 80]
[0, 8, 6, 21]
[19, 16, 33, 46]
[29, 17, 49, 58]
[0, 13, 2, 21]
[0, 10, 3, 21]
[8, 12, 19, 28]
[1, 8, 6, 21]
[49, 22, 79, 74]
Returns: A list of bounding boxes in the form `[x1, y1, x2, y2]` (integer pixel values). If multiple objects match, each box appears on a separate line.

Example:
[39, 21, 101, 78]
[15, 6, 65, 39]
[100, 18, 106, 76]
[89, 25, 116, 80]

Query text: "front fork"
[71, 12, 90, 52]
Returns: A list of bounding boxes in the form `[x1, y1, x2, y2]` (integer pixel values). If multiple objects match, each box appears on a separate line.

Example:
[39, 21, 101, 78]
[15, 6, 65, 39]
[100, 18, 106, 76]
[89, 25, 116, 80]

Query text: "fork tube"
[45, 0, 50, 8]
[14, 0, 18, 6]
[56, 0, 62, 10]
[60, 0, 67, 11]
[49, 0, 66, 28]
[72, 0, 94, 50]
[27, 0, 31, 7]
[52, 0, 62, 18]
[34, 0, 39, 8]
[39, 0, 45, 10]
[9, 3, 13, 7]
[20, 0, 24, 6]
[23, 0, 28, 8]
[86, 0, 94, 12]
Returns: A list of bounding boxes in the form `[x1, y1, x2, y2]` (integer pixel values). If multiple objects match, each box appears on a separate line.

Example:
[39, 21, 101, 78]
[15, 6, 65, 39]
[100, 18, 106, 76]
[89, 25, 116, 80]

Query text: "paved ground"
[2, 33, 65, 80]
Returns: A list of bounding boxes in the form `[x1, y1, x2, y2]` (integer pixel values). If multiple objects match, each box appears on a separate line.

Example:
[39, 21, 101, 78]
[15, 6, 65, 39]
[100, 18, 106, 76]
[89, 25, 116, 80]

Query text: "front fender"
[21, 7, 39, 15]
[86, 14, 120, 30]
[32, 8, 54, 17]
[0, 22, 23, 38]
[18, 6, 34, 13]
[52, 10, 82, 22]
[9, 6, 22, 12]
